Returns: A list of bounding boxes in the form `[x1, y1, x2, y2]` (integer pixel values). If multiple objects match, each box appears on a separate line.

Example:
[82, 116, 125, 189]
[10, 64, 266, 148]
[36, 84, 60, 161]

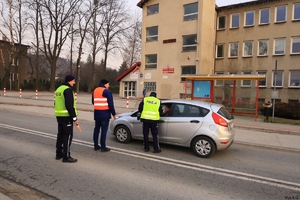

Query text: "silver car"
[109, 99, 235, 158]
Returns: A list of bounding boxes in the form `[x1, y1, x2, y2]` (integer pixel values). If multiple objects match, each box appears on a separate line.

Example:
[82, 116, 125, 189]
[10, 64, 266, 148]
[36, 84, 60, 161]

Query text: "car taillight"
[212, 112, 228, 127]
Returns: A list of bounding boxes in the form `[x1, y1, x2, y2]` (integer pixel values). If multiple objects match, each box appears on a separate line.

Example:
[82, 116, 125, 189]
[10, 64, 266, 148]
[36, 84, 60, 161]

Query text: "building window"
[145, 54, 157, 69]
[123, 82, 136, 97]
[272, 70, 283, 87]
[217, 16, 226, 30]
[274, 38, 286, 55]
[231, 13, 240, 28]
[181, 66, 196, 81]
[242, 72, 251, 87]
[146, 26, 158, 42]
[289, 70, 300, 87]
[184, 2, 198, 21]
[229, 42, 238, 57]
[182, 34, 197, 52]
[293, 3, 300, 20]
[257, 71, 267, 87]
[216, 44, 224, 58]
[147, 4, 159, 15]
[258, 39, 269, 56]
[275, 5, 287, 23]
[291, 37, 300, 54]
[144, 82, 156, 92]
[259, 8, 270, 24]
[215, 72, 224, 86]
[243, 41, 253, 57]
[245, 11, 254, 26]
[226, 72, 237, 86]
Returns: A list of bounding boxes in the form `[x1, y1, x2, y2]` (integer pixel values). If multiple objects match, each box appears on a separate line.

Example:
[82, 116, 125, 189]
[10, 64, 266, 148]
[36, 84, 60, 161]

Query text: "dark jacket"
[138, 97, 163, 123]
[56, 83, 76, 123]
[92, 82, 116, 120]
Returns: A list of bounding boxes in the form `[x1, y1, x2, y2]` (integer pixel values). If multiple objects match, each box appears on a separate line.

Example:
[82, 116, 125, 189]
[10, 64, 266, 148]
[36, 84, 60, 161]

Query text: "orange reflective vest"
[93, 87, 109, 110]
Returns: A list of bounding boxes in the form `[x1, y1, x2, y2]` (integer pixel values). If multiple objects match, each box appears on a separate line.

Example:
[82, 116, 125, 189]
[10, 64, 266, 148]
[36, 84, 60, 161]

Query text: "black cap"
[150, 92, 156, 97]
[100, 79, 109, 85]
[65, 75, 75, 83]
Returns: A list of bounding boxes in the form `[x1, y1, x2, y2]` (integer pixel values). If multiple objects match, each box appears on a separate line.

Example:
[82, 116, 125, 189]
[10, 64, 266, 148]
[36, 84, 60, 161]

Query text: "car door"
[130, 110, 168, 142]
[166, 103, 204, 145]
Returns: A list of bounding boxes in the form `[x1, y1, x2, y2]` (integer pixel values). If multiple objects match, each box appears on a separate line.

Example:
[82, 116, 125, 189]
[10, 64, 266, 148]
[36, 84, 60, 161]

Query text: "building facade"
[0, 37, 30, 90]
[117, 0, 299, 103]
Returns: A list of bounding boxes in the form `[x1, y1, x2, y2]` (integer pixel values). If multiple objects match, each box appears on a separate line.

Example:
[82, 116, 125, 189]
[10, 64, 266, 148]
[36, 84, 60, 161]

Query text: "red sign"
[162, 68, 174, 74]
[163, 39, 176, 44]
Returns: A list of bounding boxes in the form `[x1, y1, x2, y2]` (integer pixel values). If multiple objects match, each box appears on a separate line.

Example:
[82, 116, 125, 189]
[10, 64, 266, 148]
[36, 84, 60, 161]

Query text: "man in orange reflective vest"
[92, 79, 116, 152]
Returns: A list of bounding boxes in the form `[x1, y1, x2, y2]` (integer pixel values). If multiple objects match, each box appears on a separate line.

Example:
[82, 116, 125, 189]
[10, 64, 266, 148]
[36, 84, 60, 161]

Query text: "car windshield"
[217, 107, 233, 120]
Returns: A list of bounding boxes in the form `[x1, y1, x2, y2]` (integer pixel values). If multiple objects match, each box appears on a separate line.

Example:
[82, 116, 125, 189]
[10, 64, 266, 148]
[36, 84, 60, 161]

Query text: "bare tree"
[38, 0, 80, 91]
[74, 0, 104, 93]
[121, 12, 141, 68]
[100, 0, 130, 76]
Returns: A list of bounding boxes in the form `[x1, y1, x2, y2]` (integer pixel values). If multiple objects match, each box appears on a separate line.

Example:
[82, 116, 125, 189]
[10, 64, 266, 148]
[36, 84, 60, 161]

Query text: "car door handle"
[190, 120, 199, 123]
[158, 120, 165, 123]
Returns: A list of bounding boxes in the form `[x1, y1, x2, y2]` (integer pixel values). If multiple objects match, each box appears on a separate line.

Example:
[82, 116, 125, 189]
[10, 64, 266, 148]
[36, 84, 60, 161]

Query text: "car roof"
[161, 99, 222, 108]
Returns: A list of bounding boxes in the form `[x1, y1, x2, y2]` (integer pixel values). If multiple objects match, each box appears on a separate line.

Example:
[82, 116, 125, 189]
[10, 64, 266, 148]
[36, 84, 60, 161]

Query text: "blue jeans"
[93, 119, 110, 149]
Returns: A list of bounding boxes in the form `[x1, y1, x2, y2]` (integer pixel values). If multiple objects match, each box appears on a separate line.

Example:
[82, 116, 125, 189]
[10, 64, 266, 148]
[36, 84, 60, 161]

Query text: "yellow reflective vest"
[141, 96, 160, 120]
[54, 85, 77, 117]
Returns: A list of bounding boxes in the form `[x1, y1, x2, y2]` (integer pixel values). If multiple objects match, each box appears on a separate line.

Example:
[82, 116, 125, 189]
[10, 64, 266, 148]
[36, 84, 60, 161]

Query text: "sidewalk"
[1, 91, 300, 151]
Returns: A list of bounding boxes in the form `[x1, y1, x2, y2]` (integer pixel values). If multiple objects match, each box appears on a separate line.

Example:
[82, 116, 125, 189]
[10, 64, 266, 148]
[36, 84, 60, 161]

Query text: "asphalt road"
[0, 110, 300, 200]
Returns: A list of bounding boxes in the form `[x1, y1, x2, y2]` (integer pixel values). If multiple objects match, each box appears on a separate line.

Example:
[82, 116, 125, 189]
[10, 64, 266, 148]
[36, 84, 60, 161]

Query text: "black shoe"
[94, 146, 101, 151]
[62, 157, 77, 163]
[153, 149, 161, 153]
[144, 148, 150, 152]
[55, 155, 63, 160]
[101, 147, 110, 152]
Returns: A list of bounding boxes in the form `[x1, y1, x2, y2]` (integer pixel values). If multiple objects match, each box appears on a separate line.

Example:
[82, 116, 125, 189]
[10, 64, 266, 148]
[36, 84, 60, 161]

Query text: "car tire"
[114, 125, 132, 143]
[191, 136, 216, 158]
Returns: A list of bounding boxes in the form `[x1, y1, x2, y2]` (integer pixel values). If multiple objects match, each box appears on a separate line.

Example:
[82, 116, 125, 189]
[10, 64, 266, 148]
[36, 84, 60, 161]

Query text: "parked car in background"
[109, 99, 235, 158]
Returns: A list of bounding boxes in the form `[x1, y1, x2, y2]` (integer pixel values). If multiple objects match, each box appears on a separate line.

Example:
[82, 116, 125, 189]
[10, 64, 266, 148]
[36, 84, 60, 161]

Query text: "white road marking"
[1, 123, 300, 192]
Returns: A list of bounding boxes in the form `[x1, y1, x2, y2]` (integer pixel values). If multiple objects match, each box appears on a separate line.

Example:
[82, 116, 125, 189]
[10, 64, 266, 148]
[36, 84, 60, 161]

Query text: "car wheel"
[191, 136, 216, 158]
[114, 125, 132, 143]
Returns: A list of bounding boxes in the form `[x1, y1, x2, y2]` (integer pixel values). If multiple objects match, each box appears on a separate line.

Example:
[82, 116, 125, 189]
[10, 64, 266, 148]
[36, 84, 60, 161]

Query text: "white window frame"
[123, 82, 136, 97]
[289, 70, 300, 87]
[182, 34, 197, 52]
[216, 44, 224, 58]
[146, 26, 158, 42]
[259, 8, 270, 25]
[257, 71, 267, 87]
[245, 11, 254, 27]
[145, 54, 157, 69]
[274, 38, 286, 55]
[243, 41, 253, 57]
[183, 2, 198, 21]
[291, 36, 300, 54]
[241, 72, 252, 87]
[229, 42, 238, 57]
[258, 39, 269, 56]
[275, 5, 287, 23]
[226, 72, 237, 87]
[215, 72, 224, 86]
[217, 16, 226, 30]
[272, 70, 284, 87]
[293, 3, 300, 20]
[144, 82, 156, 92]
[231, 13, 240, 28]
[147, 4, 159, 15]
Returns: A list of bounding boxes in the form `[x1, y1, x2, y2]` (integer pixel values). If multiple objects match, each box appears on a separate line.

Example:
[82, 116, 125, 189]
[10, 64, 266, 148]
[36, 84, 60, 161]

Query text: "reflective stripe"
[93, 87, 109, 110]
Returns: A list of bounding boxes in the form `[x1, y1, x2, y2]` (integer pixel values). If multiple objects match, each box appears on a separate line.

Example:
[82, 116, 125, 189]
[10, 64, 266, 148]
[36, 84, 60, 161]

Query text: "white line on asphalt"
[1, 122, 300, 192]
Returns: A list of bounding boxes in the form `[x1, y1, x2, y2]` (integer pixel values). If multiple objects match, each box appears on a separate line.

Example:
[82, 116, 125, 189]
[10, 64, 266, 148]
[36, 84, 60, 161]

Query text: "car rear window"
[217, 107, 233, 120]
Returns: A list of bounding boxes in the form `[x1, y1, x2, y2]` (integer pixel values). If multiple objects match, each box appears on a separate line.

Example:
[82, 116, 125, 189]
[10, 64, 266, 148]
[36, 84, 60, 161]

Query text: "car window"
[217, 107, 233, 120]
[171, 104, 206, 117]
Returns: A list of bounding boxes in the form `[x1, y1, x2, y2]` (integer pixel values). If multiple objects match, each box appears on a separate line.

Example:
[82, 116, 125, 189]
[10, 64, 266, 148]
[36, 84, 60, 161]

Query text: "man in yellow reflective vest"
[138, 92, 163, 153]
[54, 75, 79, 163]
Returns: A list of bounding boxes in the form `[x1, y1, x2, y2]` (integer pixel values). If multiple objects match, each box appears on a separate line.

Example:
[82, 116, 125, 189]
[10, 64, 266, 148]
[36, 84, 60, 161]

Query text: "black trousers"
[56, 121, 73, 159]
[142, 121, 159, 151]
